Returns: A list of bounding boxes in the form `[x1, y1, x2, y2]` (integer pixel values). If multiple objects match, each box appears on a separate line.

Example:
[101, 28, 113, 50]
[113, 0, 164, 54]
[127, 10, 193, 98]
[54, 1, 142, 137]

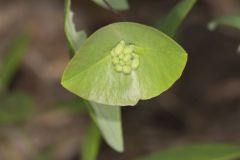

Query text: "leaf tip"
[207, 22, 217, 31]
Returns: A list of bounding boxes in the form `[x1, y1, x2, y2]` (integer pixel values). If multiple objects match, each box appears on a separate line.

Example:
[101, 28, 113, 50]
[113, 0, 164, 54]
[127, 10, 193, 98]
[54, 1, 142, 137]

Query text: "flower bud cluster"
[111, 40, 140, 74]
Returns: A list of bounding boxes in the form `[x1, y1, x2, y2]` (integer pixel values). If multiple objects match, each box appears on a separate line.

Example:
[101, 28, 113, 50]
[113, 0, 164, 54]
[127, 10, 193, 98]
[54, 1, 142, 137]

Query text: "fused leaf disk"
[61, 22, 187, 106]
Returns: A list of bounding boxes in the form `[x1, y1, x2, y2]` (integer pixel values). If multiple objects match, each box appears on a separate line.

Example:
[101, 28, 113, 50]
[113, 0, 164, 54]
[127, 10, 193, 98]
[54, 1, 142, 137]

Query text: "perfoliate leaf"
[91, 0, 129, 11]
[160, 0, 197, 37]
[61, 22, 187, 106]
[137, 144, 240, 160]
[208, 15, 240, 31]
[64, 0, 87, 55]
[85, 101, 123, 152]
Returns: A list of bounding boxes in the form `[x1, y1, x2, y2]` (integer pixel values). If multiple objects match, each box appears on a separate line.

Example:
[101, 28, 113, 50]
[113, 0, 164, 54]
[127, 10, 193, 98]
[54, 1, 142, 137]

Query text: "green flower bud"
[119, 60, 125, 66]
[120, 40, 125, 45]
[114, 40, 125, 55]
[112, 57, 120, 65]
[119, 53, 124, 59]
[123, 54, 132, 62]
[131, 58, 139, 70]
[122, 65, 132, 74]
[111, 41, 139, 74]
[125, 60, 132, 65]
[123, 45, 135, 54]
[111, 50, 117, 57]
[115, 65, 123, 72]
[132, 53, 139, 59]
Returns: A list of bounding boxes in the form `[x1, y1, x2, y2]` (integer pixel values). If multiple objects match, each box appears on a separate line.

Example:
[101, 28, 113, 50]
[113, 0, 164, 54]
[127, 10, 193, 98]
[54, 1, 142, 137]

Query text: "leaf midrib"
[63, 55, 110, 83]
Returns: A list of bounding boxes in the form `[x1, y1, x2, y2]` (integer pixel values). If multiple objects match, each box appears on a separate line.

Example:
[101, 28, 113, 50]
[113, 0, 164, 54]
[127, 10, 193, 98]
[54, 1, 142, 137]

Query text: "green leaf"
[64, 0, 87, 55]
[62, 22, 187, 106]
[0, 32, 30, 93]
[208, 15, 240, 31]
[82, 122, 101, 160]
[91, 0, 129, 11]
[64, 0, 123, 152]
[160, 0, 197, 37]
[137, 144, 240, 160]
[0, 92, 34, 124]
[85, 101, 123, 152]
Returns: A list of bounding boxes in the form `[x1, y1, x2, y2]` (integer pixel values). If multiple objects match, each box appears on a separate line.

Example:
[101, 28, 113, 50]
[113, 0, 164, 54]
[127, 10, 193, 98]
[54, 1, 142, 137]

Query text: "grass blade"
[0, 32, 30, 92]
[208, 15, 240, 31]
[91, 0, 129, 11]
[82, 122, 101, 160]
[160, 0, 197, 37]
[137, 144, 240, 160]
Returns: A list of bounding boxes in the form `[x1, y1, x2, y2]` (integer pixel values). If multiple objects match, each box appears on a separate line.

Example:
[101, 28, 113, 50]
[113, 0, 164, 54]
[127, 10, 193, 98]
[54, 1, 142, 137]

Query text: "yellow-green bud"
[119, 60, 125, 66]
[131, 58, 140, 70]
[115, 65, 123, 72]
[112, 57, 119, 65]
[114, 40, 125, 55]
[123, 45, 135, 54]
[123, 54, 132, 62]
[132, 53, 139, 59]
[122, 65, 131, 74]
[111, 40, 139, 74]
[125, 60, 132, 65]
[119, 53, 124, 59]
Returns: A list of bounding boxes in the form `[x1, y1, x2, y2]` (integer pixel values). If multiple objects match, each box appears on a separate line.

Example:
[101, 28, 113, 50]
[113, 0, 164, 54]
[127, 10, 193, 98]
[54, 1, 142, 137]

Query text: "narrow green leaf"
[137, 144, 240, 160]
[91, 0, 129, 11]
[85, 101, 123, 152]
[82, 122, 101, 160]
[0, 32, 30, 92]
[64, 0, 124, 152]
[160, 0, 197, 37]
[64, 0, 87, 55]
[208, 15, 240, 31]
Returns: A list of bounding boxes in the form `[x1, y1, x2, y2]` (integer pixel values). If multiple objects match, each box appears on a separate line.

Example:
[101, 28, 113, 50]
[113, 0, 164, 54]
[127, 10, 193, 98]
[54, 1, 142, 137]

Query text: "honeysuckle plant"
[61, 0, 196, 155]
[62, 22, 187, 106]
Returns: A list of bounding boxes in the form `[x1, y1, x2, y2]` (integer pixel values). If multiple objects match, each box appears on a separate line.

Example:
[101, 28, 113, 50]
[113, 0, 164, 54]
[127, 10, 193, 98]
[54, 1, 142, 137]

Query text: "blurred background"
[0, 0, 240, 159]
